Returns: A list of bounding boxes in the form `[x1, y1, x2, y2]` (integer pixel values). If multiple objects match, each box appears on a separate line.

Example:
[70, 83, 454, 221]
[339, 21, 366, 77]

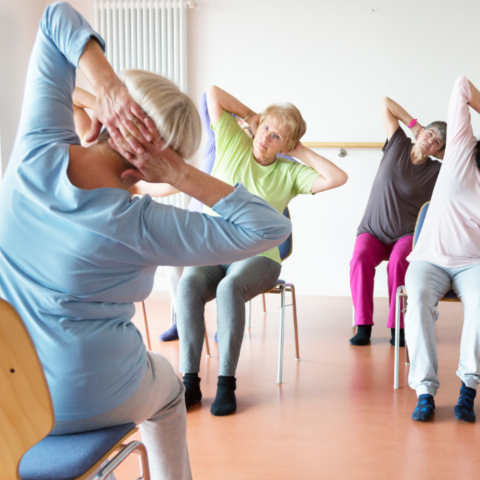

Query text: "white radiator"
[93, 0, 189, 209]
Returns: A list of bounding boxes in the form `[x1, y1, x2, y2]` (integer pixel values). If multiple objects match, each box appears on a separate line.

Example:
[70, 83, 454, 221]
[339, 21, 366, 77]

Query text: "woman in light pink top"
[405, 76, 480, 423]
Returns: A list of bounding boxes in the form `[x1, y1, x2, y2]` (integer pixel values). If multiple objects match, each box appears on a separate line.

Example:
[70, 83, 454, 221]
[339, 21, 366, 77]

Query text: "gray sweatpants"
[51, 352, 192, 480]
[177, 256, 281, 376]
[405, 261, 480, 397]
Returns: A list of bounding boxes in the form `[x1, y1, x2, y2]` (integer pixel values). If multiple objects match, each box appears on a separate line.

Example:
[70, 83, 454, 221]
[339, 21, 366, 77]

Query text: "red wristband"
[408, 118, 417, 129]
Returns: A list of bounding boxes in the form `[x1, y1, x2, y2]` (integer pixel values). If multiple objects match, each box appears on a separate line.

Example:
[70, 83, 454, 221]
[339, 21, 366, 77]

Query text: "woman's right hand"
[85, 79, 153, 158]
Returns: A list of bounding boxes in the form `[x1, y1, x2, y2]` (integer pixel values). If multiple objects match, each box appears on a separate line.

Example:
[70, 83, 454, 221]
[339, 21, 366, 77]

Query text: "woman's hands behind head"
[85, 79, 153, 158]
[109, 117, 187, 187]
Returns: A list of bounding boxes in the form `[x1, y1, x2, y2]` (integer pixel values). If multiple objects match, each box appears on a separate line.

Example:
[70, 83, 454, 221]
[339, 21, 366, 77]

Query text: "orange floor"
[115, 292, 480, 480]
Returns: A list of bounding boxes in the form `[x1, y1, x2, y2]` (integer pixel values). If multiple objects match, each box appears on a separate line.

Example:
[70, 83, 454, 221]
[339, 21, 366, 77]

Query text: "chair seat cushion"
[267, 278, 286, 290]
[19, 422, 136, 480]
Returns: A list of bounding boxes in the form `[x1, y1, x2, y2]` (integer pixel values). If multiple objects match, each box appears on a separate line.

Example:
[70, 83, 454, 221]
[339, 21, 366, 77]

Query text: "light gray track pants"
[177, 256, 281, 376]
[405, 261, 480, 397]
[51, 352, 192, 480]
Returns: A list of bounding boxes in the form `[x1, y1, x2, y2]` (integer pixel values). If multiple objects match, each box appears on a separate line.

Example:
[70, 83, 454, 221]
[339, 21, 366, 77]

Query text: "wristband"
[242, 109, 252, 122]
[408, 118, 417, 129]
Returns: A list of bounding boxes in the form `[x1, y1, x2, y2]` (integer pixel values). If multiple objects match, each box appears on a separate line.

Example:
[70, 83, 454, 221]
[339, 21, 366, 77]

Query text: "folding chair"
[0, 298, 150, 480]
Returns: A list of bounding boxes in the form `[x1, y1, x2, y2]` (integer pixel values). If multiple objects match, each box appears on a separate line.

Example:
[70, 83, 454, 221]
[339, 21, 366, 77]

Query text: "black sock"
[211, 376, 237, 416]
[390, 328, 405, 347]
[183, 373, 202, 407]
[350, 325, 372, 346]
[411, 394, 435, 421]
[454, 382, 476, 423]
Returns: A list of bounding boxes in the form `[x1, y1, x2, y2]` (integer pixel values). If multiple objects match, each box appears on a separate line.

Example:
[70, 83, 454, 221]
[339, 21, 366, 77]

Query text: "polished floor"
[116, 292, 479, 480]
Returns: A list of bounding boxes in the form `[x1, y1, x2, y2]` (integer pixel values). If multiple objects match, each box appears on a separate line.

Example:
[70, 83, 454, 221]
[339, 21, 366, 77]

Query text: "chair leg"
[141, 301, 152, 351]
[204, 319, 211, 358]
[94, 441, 150, 480]
[405, 337, 410, 365]
[262, 293, 267, 314]
[289, 284, 300, 361]
[246, 300, 252, 329]
[394, 286, 406, 389]
[138, 442, 151, 480]
[277, 285, 286, 384]
[404, 296, 410, 366]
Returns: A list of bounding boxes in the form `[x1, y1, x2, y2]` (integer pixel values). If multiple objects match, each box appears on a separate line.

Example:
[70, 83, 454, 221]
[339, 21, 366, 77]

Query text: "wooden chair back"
[0, 298, 55, 480]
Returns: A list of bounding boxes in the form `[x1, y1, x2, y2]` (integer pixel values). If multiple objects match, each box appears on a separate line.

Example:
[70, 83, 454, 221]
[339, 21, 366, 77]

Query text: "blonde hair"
[119, 69, 201, 158]
[259, 103, 306, 150]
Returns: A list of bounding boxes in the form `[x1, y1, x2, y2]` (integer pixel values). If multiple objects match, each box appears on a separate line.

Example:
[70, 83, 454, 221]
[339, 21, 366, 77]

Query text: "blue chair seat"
[19, 422, 136, 480]
[267, 278, 286, 290]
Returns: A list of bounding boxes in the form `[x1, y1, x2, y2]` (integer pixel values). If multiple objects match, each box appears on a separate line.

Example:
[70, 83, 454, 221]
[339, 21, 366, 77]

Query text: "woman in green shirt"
[178, 86, 348, 416]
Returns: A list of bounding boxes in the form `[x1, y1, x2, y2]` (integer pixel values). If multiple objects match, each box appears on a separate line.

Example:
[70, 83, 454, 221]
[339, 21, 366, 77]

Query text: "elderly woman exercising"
[177, 85, 348, 416]
[349, 97, 446, 346]
[0, 3, 291, 478]
[406, 76, 480, 422]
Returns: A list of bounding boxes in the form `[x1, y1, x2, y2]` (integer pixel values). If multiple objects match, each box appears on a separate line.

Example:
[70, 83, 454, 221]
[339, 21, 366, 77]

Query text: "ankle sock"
[159, 318, 179, 342]
[454, 382, 476, 423]
[211, 376, 237, 416]
[412, 394, 435, 421]
[183, 373, 202, 407]
[390, 328, 405, 347]
[350, 325, 372, 346]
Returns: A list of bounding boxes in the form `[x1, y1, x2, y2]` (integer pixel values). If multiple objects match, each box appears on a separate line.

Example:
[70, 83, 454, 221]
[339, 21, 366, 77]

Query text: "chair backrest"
[278, 207, 293, 261]
[0, 299, 55, 480]
[413, 202, 430, 249]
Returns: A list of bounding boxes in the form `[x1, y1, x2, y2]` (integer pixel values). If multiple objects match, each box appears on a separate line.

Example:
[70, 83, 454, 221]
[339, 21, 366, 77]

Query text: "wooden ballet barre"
[303, 142, 384, 149]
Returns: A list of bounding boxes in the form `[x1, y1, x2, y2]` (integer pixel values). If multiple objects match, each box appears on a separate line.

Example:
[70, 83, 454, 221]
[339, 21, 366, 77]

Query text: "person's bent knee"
[177, 270, 208, 298]
[217, 276, 245, 300]
[350, 249, 379, 268]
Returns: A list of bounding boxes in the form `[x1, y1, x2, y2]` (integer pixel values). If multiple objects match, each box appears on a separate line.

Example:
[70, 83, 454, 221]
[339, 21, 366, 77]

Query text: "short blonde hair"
[119, 69, 201, 158]
[259, 103, 306, 150]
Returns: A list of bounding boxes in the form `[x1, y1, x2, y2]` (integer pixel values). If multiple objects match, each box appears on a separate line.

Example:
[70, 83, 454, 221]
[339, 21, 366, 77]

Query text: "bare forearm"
[78, 39, 121, 96]
[292, 145, 348, 193]
[383, 97, 414, 127]
[130, 182, 179, 197]
[73, 87, 96, 110]
[173, 164, 234, 208]
[207, 85, 254, 126]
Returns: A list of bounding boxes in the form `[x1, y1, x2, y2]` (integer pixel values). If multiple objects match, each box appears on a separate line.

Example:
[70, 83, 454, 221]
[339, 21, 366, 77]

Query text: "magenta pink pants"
[350, 233, 413, 329]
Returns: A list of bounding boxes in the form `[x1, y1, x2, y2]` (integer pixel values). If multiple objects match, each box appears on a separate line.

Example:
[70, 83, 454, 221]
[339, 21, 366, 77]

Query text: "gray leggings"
[177, 256, 281, 376]
[405, 261, 480, 397]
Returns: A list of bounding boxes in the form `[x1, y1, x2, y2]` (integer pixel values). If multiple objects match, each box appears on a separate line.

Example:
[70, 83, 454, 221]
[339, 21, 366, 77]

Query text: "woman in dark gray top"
[350, 97, 446, 346]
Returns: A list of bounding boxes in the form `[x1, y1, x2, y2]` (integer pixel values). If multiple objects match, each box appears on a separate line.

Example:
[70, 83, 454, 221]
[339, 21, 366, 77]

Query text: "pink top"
[408, 76, 480, 268]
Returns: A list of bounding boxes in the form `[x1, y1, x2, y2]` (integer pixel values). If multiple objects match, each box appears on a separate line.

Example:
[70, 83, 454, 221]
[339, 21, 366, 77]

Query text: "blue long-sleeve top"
[0, 2, 291, 421]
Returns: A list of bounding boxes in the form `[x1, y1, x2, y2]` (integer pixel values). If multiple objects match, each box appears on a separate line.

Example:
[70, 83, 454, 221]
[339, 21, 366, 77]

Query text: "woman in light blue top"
[0, 3, 290, 478]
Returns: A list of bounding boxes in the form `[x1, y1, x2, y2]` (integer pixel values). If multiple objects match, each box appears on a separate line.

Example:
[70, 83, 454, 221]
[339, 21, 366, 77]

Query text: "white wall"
[185, 0, 480, 296]
[5, 1, 480, 296]
[0, 0, 46, 175]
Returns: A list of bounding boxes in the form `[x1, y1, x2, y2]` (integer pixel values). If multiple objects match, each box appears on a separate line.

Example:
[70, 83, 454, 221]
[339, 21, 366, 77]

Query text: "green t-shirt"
[204, 110, 320, 264]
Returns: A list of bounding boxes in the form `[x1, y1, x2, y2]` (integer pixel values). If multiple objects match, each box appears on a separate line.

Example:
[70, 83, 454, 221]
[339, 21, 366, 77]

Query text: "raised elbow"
[338, 171, 349, 187]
